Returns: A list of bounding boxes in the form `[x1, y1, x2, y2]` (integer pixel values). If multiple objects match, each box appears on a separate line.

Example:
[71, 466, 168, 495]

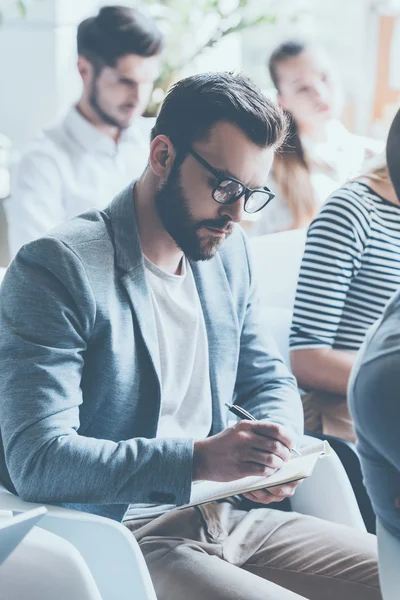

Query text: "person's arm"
[5, 144, 65, 257]
[232, 231, 304, 444]
[289, 189, 368, 394]
[0, 238, 193, 506]
[290, 347, 356, 395]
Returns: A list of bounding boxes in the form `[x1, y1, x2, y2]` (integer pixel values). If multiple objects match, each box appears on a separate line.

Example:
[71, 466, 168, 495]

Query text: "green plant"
[0, 0, 29, 21]
[142, 0, 303, 115]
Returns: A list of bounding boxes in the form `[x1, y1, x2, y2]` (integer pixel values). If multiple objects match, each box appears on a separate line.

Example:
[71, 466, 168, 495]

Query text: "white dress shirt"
[6, 107, 153, 256]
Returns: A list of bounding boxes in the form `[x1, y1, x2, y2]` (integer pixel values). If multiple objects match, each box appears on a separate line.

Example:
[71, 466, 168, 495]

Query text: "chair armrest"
[290, 435, 367, 532]
[1, 525, 102, 600]
[0, 485, 157, 600]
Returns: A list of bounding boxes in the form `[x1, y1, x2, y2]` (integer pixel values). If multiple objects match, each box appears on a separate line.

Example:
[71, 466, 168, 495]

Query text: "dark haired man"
[6, 5, 162, 256]
[0, 72, 380, 600]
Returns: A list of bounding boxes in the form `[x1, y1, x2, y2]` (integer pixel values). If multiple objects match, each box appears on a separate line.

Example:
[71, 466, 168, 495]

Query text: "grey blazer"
[0, 183, 303, 522]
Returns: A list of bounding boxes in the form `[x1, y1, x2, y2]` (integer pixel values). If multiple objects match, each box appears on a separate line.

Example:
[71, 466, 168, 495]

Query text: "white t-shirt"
[6, 107, 153, 256]
[250, 120, 384, 236]
[145, 255, 212, 440]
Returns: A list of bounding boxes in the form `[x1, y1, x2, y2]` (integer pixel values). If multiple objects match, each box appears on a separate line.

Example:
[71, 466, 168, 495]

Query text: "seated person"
[250, 39, 382, 236]
[0, 72, 380, 600]
[348, 107, 400, 542]
[6, 5, 163, 257]
[290, 152, 400, 443]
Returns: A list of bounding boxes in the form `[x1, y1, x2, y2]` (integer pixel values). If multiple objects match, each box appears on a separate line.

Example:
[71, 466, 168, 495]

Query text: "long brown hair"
[269, 40, 319, 228]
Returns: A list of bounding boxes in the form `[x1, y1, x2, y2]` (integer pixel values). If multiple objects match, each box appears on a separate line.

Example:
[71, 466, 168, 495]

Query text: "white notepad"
[179, 440, 330, 510]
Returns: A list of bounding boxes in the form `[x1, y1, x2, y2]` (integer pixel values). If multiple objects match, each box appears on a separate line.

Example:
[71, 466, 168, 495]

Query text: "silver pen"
[225, 402, 301, 457]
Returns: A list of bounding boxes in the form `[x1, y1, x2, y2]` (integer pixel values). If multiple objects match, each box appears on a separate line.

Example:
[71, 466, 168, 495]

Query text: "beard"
[155, 162, 234, 261]
[89, 77, 133, 130]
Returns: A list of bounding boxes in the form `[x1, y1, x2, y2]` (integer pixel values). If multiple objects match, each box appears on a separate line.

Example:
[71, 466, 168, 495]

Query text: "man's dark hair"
[77, 5, 163, 68]
[387, 108, 400, 202]
[151, 72, 288, 155]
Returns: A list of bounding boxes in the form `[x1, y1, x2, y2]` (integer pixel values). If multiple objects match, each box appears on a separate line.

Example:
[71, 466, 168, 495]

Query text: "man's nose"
[220, 195, 246, 223]
[313, 81, 329, 103]
[128, 83, 139, 105]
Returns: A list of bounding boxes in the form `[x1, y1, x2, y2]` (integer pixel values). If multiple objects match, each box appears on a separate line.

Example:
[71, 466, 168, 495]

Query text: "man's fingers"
[246, 449, 285, 470]
[250, 422, 294, 449]
[244, 480, 304, 504]
[252, 440, 290, 462]
[240, 461, 277, 477]
[243, 489, 285, 504]
[269, 480, 304, 496]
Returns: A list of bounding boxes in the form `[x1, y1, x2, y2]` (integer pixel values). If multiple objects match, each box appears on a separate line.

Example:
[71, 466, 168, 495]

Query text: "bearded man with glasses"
[0, 72, 381, 600]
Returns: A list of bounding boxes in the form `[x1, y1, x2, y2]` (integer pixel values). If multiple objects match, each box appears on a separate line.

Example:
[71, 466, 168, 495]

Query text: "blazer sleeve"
[0, 238, 193, 506]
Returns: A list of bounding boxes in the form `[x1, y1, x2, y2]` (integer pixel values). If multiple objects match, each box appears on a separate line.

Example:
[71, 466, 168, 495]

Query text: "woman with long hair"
[290, 152, 400, 443]
[251, 39, 382, 235]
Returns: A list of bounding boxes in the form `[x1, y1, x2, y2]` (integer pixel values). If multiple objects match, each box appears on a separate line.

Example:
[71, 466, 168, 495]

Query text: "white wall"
[0, 0, 98, 152]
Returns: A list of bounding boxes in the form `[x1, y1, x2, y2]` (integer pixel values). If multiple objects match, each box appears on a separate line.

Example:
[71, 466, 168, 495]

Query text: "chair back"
[377, 519, 400, 599]
[248, 229, 307, 366]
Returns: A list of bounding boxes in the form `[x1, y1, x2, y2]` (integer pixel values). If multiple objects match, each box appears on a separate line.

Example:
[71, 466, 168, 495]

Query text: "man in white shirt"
[6, 5, 163, 257]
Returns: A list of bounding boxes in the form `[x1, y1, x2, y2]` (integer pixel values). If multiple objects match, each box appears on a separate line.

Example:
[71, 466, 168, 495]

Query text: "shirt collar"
[63, 106, 140, 156]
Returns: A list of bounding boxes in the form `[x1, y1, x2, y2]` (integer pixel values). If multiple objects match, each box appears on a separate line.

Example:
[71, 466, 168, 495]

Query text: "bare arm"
[290, 347, 356, 395]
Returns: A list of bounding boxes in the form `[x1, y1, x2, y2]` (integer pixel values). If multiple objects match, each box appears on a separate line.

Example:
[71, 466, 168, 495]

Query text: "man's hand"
[193, 421, 294, 482]
[241, 480, 303, 505]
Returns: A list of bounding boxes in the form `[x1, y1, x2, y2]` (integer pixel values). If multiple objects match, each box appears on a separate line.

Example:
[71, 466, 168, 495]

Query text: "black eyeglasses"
[189, 148, 275, 214]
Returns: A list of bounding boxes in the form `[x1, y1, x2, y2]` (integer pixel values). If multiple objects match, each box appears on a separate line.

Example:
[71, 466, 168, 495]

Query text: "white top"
[250, 120, 384, 236]
[6, 107, 153, 256]
[144, 255, 212, 440]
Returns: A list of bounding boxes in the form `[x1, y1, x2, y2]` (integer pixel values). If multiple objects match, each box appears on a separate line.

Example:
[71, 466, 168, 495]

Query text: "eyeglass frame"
[188, 148, 275, 214]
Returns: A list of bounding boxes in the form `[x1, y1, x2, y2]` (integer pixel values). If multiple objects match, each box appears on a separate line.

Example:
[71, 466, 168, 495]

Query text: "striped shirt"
[290, 181, 400, 352]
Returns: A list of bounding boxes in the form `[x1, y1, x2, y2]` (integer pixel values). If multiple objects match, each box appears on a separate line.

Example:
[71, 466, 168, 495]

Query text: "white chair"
[0, 484, 157, 600]
[0, 267, 6, 283]
[249, 229, 307, 310]
[249, 229, 307, 365]
[291, 436, 366, 531]
[1, 522, 102, 600]
[377, 519, 400, 600]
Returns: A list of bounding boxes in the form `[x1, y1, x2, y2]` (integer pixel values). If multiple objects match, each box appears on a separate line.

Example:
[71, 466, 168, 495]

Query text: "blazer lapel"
[106, 184, 162, 387]
[121, 268, 162, 385]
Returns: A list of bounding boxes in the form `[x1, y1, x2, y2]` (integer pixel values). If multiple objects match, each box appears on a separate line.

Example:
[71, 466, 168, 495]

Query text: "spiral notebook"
[178, 440, 330, 510]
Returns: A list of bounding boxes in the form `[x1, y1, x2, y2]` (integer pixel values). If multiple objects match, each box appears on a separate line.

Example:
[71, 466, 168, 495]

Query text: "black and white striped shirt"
[290, 181, 400, 352]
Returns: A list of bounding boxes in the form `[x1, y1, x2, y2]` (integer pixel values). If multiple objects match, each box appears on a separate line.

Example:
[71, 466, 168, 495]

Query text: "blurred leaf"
[16, 0, 27, 18]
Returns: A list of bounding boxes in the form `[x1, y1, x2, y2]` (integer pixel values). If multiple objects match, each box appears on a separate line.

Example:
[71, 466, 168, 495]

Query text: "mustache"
[199, 218, 234, 231]
[120, 104, 136, 111]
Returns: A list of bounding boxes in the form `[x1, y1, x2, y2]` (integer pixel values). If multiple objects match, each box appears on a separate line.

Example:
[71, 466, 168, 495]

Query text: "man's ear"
[276, 93, 286, 111]
[77, 56, 94, 85]
[149, 135, 177, 180]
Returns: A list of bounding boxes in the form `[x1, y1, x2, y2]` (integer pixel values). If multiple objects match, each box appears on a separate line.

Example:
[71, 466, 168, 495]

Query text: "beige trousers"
[302, 391, 356, 443]
[125, 500, 381, 600]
